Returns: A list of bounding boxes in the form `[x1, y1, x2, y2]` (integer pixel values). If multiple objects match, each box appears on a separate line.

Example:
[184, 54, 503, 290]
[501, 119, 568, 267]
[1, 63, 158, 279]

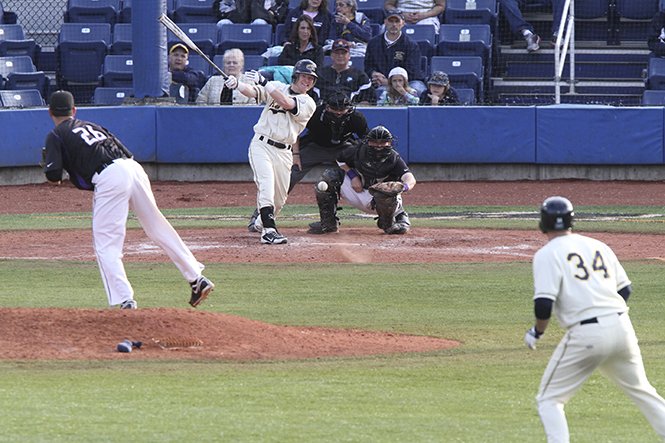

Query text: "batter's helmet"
[292, 59, 318, 84]
[539, 196, 574, 233]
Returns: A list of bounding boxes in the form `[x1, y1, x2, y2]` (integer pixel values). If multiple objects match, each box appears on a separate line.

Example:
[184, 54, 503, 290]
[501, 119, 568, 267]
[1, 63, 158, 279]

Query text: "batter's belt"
[259, 135, 291, 150]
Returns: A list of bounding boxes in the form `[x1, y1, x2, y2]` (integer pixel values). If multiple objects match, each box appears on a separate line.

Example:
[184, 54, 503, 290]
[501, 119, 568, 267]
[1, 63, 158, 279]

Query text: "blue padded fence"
[2, 105, 665, 168]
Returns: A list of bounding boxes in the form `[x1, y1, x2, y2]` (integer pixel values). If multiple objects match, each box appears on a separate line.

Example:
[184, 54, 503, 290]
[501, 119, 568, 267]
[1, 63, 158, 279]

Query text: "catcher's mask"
[365, 125, 396, 161]
[539, 196, 574, 233]
[324, 90, 354, 144]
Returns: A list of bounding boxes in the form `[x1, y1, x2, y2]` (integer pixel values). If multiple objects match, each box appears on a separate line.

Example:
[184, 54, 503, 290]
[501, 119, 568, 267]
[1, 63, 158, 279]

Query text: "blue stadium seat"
[0, 55, 48, 99]
[56, 23, 111, 100]
[111, 23, 132, 55]
[455, 87, 475, 104]
[575, 0, 607, 19]
[275, 23, 286, 46]
[369, 23, 381, 38]
[349, 55, 365, 69]
[99, 54, 133, 87]
[0, 89, 44, 107]
[217, 23, 272, 55]
[436, 24, 491, 77]
[430, 55, 483, 100]
[643, 89, 665, 104]
[356, 0, 385, 26]
[616, 0, 658, 19]
[444, 0, 498, 25]
[186, 53, 212, 77]
[0, 24, 39, 62]
[173, 0, 217, 23]
[93, 86, 133, 104]
[402, 24, 437, 59]
[647, 57, 665, 90]
[243, 54, 265, 71]
[119, 0, 132, 23]
[65, 0, 121, 25]
[168, 23, 217, 57]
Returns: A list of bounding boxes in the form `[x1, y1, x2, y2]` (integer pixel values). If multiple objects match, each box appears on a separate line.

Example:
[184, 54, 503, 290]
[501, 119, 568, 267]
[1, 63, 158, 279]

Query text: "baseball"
[317, 181, 328, 191]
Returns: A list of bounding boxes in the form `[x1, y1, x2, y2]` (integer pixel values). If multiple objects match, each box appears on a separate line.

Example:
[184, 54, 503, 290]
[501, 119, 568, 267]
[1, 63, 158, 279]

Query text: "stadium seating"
[356, 0, 386, 26]
[0, 89, 44, 107]
[0, 0, 17, 25]
[275, 23, 287, 45]
[430, 55, 483, 100]
[647, 57, 665, 90]
[242, 54, 265, 71]
[402, 24, 437, 59]
[111, 23, 132, 54]
[186, 53, 212, 77]
[119, 0, 132, 23]
[642, 89, 665, 105]
[616, 0, 658, 19]
[93, 86, 133, 104]
[173, 0, 217, 23]
[0, 24, 40, 63]
[0, 55, 49, 98]
[167, 22, 217, 57]
[65, 0, 121, 25]
[436, 24, 491, 78]
[217, 23, 272, 55]
[99, 54, 133, 87]
[350, 56, 365, 69]
[455, 87, 475, 104]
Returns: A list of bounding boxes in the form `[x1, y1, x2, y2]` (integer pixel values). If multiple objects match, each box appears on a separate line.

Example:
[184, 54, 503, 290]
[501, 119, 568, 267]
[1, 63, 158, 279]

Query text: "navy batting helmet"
[292, 59, 318, 84]
[539, 196, 574, 233]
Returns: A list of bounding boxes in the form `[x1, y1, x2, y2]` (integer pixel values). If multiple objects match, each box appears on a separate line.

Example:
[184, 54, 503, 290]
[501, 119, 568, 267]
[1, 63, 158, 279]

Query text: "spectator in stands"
[282, 0, 333, 44]
[196, 49, 257, 105]
[278, 15, 325, 68]
[214, 0, 288, 28]
[314, 39, 376, 105]
[500, 0, 565, 53]
[648, 7, 665, 58]
[384, 0, 445, 34]
[168, 43, 206, 103]
[365, 9, 425, 97]
[329, 0, 372, 54]
[378, 66, 419, 105]
[419, 71, 459, 105]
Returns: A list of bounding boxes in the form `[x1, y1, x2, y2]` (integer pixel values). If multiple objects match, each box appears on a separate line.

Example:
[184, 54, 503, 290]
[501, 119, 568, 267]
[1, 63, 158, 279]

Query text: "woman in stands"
[278, 15, 325, 68]
[196, 49, 257, 105]
[214, 0, 288, 28]
[378, 67, 419, 105]
[329, 0, 372, 55]
[280, 0, 332, 44]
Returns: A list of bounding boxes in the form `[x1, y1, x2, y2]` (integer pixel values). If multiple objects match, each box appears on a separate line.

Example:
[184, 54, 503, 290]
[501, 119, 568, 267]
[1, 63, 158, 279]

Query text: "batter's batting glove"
[246, 70, 267, 86]
[524, 326, 544, 350]
[224, 75, 238, 90]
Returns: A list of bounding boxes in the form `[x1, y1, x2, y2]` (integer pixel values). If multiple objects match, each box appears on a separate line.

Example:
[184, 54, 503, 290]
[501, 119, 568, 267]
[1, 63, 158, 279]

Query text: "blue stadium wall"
[2, 105, 664, 169]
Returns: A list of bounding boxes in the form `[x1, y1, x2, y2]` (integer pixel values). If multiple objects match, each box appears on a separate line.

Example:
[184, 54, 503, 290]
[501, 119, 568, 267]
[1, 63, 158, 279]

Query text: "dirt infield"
[1, 180, 663, 360]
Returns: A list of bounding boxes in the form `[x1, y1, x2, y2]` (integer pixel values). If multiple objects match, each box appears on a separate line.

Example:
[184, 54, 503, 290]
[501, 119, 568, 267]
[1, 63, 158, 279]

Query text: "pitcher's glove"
[39, 147, 46, 168]
[368, 181, 405, 197]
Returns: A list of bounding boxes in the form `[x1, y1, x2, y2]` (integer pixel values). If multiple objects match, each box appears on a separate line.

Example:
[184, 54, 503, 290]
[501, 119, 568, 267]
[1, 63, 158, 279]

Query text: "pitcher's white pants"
[248, 135, 292, 230]
[340, 176, 404, 215]
[536, 312, 665, 442]
[91, 158, 204, 306]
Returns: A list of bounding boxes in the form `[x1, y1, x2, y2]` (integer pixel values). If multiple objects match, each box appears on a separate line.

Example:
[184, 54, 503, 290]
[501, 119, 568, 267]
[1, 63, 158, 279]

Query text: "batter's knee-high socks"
[260, 206, 277, 230]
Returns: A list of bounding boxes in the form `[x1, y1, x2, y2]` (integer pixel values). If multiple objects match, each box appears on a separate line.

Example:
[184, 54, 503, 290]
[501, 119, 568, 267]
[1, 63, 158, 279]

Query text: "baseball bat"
[158, 13, 228, 79]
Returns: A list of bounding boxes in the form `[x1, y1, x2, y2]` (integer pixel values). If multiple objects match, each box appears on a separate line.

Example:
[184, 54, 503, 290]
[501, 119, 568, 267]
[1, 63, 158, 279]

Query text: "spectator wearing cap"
[314, 39, 376, 105]
[384, 0, 445, 34]
[196, 49, 257, 105]
[419, 71, 459, 105]
[364, 9, 425, 98]
[329, 0, 372, 53]
[377, 66, 419, 105]
[168, 43, 206, 103]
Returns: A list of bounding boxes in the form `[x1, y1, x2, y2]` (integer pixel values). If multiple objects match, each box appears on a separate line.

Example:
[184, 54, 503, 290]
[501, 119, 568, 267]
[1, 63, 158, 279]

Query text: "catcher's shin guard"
[386, 211, 410, 235]
[309, 187, 339, 234]
[373, 192, 398, 232]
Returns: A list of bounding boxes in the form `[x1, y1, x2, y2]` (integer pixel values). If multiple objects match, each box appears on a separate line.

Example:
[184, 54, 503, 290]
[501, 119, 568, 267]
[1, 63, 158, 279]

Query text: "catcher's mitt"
[368, 181, 405, 196]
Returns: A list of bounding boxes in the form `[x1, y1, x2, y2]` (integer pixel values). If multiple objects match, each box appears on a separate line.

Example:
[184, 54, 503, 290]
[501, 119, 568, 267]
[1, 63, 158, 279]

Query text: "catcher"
[308, 125, 416, 235]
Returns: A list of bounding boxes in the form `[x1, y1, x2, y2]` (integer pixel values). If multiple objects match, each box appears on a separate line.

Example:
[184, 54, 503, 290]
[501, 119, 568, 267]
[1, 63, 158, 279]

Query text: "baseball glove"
[368, 181, 405, 197]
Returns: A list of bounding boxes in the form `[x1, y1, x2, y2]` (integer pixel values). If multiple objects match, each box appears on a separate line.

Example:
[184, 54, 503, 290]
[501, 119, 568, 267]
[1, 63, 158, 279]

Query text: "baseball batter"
[224, 60, 317, 244]
[42, 91, 214, 309]
[526, 196, 665, 442]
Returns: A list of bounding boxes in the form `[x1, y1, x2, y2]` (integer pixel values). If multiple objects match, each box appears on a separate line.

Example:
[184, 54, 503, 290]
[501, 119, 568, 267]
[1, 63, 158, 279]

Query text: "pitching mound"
[0, 307, 460, 360]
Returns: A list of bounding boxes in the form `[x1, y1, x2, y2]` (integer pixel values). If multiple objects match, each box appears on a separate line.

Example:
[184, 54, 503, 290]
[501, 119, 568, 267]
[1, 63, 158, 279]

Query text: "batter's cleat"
[120, 299, 137, 309]
[307, 221, 339, 234]
[261, 228, 288, 244]
[525, 33, 541, 53]
[248, 209, 260, 232]
[189, 275, 214, 307]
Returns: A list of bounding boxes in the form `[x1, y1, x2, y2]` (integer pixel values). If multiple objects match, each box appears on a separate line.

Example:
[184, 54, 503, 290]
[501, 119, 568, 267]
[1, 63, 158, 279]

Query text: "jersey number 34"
[567, 251, 610, 281]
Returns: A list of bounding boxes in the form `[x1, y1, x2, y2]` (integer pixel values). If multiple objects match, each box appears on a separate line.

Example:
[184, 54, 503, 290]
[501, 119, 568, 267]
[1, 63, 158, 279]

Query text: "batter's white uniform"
[533, 233, 665, 442]
[249, 81, 316, 230]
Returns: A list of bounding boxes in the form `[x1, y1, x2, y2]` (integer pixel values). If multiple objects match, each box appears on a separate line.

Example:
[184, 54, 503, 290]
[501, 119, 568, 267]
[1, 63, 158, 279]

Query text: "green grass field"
[1, 205, 665, 442]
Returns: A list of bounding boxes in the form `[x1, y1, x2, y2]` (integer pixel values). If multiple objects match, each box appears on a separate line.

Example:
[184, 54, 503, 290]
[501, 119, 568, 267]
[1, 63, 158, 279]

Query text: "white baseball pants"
[248, 135, 292, 230]
[536, 312, 665, 442]
[91, 158, 204, 306]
